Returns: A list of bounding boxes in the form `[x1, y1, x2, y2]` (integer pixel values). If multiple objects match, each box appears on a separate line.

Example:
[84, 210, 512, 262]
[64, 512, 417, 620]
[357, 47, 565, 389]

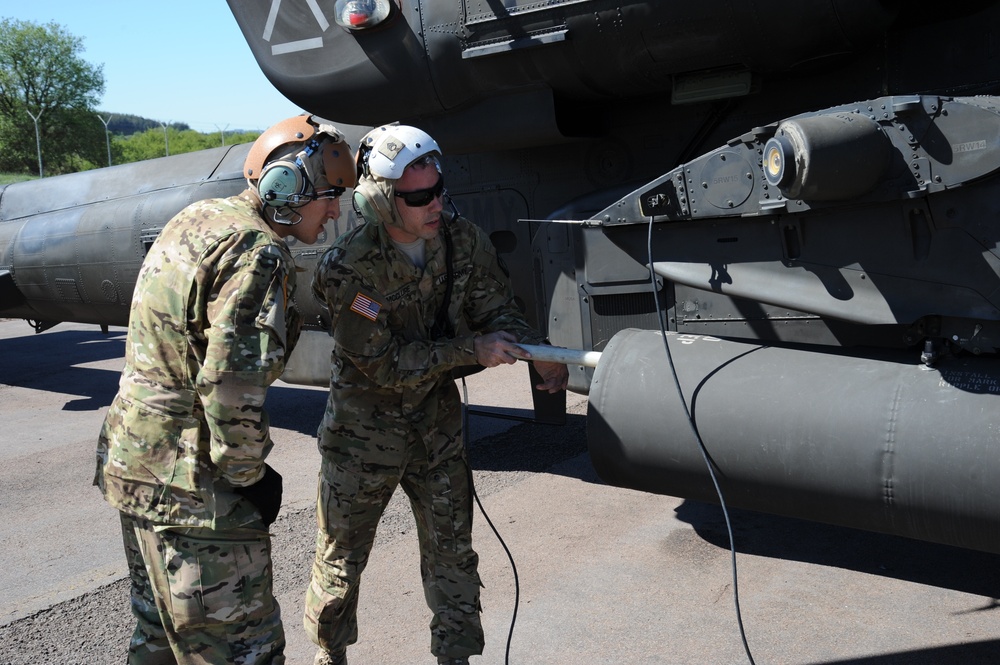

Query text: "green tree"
[0, 19, 105, 175]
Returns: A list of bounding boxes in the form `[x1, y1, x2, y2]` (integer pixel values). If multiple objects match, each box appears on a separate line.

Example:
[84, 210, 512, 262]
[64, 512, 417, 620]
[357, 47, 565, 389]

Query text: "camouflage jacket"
[311, 212, 544, 434]
[95, 191, 302, 529]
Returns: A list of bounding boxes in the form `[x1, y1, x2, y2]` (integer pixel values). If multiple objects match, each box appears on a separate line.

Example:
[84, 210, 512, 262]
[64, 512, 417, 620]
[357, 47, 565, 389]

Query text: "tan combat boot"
[314, 648, 347, 665]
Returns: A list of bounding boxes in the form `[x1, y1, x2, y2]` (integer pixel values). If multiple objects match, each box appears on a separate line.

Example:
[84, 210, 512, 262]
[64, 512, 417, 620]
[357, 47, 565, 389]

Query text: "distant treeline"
[104, 114, 191, 136]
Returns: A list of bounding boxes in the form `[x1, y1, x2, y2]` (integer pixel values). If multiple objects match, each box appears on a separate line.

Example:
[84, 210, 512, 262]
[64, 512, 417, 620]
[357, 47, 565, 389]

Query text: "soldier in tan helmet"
[94, 114, 355, 665]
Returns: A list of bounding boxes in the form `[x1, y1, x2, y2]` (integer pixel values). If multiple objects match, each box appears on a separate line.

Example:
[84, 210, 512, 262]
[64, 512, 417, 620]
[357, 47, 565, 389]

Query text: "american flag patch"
[349, 292, 382, 321]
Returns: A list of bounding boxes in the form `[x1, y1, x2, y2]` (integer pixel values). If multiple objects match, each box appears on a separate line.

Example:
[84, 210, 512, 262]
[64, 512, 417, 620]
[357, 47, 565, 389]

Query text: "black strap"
[431, 218, 455, 339]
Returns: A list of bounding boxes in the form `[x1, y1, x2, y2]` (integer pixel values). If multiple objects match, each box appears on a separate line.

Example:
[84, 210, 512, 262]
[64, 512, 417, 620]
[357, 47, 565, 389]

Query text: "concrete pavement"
[2, 319, 1000, 664]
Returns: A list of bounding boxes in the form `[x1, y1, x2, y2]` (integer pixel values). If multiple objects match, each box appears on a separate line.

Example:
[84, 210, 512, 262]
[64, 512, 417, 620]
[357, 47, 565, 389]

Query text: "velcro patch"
[378, 137, 403, 162]
[349, 292, 382, 321]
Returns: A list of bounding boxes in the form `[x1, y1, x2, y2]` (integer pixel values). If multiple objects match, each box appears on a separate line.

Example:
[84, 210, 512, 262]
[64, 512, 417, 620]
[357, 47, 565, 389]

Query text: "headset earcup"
[257, 160, 304, 207]
[352, 188, 378, 222]
[353, 179, 394, 223]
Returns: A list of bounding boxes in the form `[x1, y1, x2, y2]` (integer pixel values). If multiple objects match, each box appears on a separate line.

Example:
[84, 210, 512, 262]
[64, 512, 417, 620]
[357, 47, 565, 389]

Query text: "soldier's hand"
[474, 331, 520, 367]
[533, 359, 569, 393]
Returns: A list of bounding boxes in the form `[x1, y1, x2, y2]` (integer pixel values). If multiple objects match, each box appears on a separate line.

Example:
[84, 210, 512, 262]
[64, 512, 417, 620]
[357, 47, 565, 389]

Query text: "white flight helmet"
[357, 124, 441, 180]
[353, 124, 444, 228]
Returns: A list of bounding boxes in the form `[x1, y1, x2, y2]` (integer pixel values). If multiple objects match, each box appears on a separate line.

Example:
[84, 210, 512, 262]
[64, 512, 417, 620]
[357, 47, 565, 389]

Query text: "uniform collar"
[370, 219, 445, 271]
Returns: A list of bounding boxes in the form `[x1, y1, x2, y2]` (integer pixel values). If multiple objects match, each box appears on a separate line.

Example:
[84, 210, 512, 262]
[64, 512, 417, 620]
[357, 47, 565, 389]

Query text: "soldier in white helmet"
[307, 125, 568, 665]
[95, 114, 355, 665]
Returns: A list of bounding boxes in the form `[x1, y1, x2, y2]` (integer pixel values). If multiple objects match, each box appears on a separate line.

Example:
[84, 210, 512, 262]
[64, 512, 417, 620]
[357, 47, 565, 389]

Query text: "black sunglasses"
[394, 177, 445, 207]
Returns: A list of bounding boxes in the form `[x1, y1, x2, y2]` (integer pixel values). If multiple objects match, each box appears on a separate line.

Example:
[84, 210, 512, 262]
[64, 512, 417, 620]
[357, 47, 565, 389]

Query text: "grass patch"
[0, 172, 37, 186]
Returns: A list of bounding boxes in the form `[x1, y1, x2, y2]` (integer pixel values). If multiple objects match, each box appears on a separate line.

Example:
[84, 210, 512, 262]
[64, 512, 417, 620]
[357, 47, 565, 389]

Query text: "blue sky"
[2, 2, 305, 132]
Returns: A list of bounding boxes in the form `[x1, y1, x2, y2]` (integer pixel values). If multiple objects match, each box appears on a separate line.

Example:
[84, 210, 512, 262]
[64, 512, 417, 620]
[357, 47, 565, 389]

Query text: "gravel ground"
[0, 414, 587, 665]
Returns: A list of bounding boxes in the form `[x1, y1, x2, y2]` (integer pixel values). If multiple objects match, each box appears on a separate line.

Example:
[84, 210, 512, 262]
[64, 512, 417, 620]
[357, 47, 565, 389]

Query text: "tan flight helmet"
[244, 114, 356, 220]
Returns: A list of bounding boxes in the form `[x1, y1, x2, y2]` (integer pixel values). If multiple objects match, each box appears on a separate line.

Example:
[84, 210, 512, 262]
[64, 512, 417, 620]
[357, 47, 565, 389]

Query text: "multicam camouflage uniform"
[95, 191, 301, 665]
[307, 211, 544, 660]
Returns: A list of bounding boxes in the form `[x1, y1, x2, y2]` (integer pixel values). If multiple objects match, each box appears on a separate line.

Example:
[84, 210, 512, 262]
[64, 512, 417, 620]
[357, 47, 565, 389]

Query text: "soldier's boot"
[437, 659, 470, 665]
[314, 648, 347, 665]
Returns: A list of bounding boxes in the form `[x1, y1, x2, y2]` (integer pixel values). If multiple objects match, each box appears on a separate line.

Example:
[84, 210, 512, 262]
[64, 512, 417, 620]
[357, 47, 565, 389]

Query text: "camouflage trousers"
[119, 512, 285, 665]
[305, 393, 484, 660]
